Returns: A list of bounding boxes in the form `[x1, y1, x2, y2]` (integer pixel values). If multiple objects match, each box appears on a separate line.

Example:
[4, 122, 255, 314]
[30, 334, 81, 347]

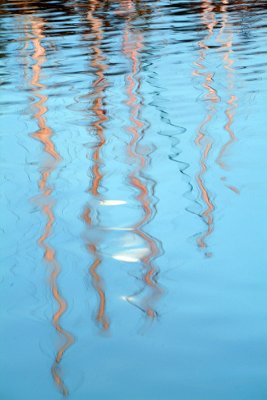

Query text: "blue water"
[1, 1, 267, 399]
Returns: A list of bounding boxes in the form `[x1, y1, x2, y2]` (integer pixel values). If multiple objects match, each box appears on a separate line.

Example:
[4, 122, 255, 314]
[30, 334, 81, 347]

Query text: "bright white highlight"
[99, 200, 127, 206]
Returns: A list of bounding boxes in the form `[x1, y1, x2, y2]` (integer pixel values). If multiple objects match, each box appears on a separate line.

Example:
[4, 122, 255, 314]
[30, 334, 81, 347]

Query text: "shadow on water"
[26, 16, 74, 396]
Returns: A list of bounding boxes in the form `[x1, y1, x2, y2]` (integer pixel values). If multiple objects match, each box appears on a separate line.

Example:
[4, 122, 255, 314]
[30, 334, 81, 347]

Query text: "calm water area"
[1, 1, 267, 399]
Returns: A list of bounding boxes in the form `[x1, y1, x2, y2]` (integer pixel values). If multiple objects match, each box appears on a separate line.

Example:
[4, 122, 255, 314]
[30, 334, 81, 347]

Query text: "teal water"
[1, 1, 267, 399]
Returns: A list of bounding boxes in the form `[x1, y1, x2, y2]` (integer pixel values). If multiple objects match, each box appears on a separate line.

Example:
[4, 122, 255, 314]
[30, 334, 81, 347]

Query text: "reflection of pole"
[122, 7, 162, 318]
[30, 17, 73, 396]
[193, 1, 218, 253]
[83, 2, 109, 331]
[216, 0, 239, 194]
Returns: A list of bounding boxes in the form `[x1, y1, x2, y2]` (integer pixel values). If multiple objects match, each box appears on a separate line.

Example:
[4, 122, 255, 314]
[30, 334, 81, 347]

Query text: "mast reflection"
[122, 0, 162, 319]
[193, 1, 218, 254]
[29, 16, 73, 396]
[82, 0, 109, 332]
[216, 0, 239, 194]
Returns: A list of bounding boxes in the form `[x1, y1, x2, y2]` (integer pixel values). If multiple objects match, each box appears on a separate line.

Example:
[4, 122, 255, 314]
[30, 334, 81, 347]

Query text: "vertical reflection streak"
[30, 18, 73, 396]
[216, 0, 238, 193]
[193, 1, 218, 252]
[83, 2, 109, 331]
[122, 5, 162, 318]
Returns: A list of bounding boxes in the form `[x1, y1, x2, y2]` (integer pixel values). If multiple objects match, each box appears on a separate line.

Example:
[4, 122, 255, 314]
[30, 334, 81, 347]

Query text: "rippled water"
[1, 1, 267, 399]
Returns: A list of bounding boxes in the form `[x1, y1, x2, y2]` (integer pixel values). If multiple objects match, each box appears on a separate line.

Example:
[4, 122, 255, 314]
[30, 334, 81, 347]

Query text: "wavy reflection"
[216, 0, 239, 193]
[18, 15, 30, 82]
[29, 17, 73, 396]
[193, 1, 218, 253]
[82, 1, 109, 332]
[122, 2, 162, 318]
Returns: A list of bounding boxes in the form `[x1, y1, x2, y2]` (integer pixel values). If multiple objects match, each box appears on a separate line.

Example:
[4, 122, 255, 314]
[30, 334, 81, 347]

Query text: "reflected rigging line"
[122, 5, 162, 318]
[30, 17, 74, 396]
[193, 1, 218, 252]
[83, 2, 109, 331]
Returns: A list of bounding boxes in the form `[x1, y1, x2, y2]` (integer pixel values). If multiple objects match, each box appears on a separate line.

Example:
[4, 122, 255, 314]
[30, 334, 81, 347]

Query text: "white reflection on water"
[99, 200, 127, 206]
[112, 247, 150, 263]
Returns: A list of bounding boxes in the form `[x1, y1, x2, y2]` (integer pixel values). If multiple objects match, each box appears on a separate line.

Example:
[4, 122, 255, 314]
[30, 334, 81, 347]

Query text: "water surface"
[1, 1, 267, 399]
